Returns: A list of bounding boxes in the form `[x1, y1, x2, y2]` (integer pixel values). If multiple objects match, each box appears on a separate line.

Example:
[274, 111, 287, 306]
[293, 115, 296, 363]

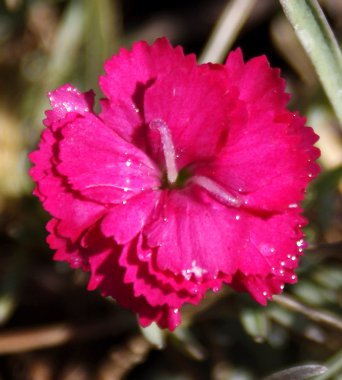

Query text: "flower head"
[29, 38, 320, 330]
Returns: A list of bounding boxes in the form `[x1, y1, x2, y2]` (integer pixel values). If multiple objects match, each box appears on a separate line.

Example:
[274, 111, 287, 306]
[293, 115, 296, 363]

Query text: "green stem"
[273, 293, 342, 331]
[199, 0, 256, 63]
[279, 0, 342, 128]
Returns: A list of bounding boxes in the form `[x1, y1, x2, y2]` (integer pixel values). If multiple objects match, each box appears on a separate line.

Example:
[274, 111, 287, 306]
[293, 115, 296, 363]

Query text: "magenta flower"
[29, 38, 320, 330]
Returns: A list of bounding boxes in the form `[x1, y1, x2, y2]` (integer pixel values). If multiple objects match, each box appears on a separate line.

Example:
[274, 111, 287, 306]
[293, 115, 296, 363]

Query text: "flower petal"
[195, 51, 320, 211]
[57, 114, 160, 204]
[100, 190, 160, 244]
[118, 235, 205, 308]
[224, 49, 289, 110]
[29, 128, 105, 242]
[100, 38, 195, 102]
[144, 187, 304, 285]
[144, 187, 241, 276]
[48, 219, 90, 270]
[143, 64, 236, 168]
[44, 84, 95, 127]
[197, 112, 319, 211]
[85, 227, 181, 330]
[99, 38, 196, 145]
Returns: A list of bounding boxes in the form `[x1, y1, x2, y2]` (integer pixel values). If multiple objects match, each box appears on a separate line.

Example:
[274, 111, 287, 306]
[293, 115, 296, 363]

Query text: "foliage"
[0, 0, 341, 379]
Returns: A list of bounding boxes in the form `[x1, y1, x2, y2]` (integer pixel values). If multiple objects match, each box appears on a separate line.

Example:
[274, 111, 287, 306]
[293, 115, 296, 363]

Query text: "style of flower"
[29, 38, 320, 330]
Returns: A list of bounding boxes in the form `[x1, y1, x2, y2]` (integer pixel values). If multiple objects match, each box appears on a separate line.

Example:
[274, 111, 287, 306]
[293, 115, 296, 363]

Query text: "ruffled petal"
[195, 51, 320, 212]
[84, 226, 181, 330]
[144, 186, 305, 290]
[118, 235, 205, 308]
[29, 128, 105, 243]
[144, 187, 241, 276]
[99, 98, 142, 145]
[100, 190, 161, 244]
[100, 38, 196, 102]
[44, 84, 95, 127]
[56, 114, 160, 204]
[99, 38, 196, 146]
[143, 64, 236, 168]
[197, 111, 319, 211]
[47, 219, 91, 270]
[224, 49, 289, 110]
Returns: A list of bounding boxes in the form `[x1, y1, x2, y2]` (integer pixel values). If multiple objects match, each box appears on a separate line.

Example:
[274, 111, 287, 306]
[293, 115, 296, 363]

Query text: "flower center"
[160, 167, 192, 189]
[149, 118, 241, 208]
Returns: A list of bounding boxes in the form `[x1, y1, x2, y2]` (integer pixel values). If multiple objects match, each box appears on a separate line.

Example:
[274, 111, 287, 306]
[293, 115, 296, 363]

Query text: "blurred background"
[0, 0, 341, 379]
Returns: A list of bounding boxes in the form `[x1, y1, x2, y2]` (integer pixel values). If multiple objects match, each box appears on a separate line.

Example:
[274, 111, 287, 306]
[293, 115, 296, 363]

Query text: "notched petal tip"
[100, 36, 196, 102]
[44, 84, 95, 126]
[225, 47, 244, 66]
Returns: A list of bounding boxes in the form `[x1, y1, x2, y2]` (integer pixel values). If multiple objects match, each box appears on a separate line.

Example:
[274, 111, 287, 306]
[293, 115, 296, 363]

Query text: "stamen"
[191, 175, 242, 207]
[150, 119, 178, 184]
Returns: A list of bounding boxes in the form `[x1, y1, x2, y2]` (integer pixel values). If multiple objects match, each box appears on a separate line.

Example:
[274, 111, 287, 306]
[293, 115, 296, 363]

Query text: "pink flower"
[29, 38, 320, 330]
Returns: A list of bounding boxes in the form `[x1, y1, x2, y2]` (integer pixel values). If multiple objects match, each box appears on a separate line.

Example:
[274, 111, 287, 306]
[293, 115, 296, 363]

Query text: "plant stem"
[279, 0, 342, 128]
[0, 315, 134, 355]
[199, 0, 256, 63]
[273, 293, 342, 331]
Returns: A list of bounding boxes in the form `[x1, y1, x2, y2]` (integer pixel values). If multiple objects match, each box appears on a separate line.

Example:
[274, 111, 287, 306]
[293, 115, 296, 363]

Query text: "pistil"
[150, 119, 178, 184]
[191, 175, 242, 208]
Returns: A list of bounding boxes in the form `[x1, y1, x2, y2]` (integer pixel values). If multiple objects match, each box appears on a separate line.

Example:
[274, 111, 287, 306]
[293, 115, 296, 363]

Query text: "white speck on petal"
[297, 239, 305, 248]
[182, 260, 208, 279]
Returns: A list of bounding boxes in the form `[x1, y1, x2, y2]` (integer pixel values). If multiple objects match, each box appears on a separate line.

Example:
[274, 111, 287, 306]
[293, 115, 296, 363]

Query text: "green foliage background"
[0, 0, 341, 379]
